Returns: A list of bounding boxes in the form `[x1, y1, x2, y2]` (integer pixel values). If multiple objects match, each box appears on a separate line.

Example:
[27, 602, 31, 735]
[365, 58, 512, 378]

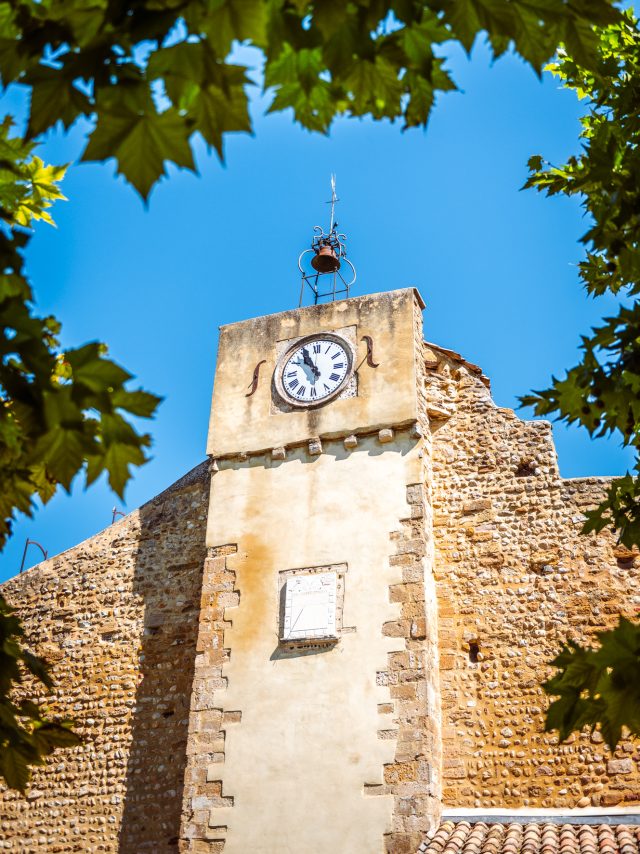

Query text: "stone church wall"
[426, 344, 640, 811]
[0, 462, 210, 853]
[3, 302, 640, 854]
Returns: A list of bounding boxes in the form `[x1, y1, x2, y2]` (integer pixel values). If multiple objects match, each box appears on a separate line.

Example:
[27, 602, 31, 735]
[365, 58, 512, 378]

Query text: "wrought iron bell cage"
[298, 176, 357, 306]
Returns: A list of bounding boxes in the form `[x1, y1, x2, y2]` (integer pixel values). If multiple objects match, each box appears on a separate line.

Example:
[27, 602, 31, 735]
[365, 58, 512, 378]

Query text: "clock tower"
[180, 284, 441, 853]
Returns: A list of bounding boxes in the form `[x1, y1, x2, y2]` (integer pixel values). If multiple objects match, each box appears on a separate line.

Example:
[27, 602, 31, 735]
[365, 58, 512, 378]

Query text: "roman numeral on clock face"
[329, 373, 340, 382]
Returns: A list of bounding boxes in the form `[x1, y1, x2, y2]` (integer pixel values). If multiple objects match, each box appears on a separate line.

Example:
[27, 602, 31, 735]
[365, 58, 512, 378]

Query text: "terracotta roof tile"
[419, 823, 640, 854]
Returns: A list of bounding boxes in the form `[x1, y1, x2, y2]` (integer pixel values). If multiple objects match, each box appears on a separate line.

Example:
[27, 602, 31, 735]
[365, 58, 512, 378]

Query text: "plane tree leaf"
[544, 619, 640, 751]
[82, 102, 195, 199]
[25, 66, 92, 140]
[515, 13, 640, 746]
[0, 118, 161, 549]
[0, 121, 159, 792]
[0, 0, 622, 198]
[522, 13, 640, 550]
[148, 43, 251, 158]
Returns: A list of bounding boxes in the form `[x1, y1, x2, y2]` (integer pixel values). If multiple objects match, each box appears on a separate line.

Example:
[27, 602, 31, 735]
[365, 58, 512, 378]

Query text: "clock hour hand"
[301, 347, 320, 379]
[294, 357, 316, 384]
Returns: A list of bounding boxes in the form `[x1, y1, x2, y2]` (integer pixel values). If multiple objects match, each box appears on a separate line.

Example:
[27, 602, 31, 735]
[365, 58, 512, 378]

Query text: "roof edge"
[442, 807, 640, 824]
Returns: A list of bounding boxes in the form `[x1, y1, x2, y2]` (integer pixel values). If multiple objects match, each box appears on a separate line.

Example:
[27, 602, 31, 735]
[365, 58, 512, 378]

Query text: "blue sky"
[0, 39, 633, 580]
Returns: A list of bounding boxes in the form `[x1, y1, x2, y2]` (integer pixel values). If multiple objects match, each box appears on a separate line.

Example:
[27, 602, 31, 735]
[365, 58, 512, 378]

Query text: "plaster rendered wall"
[181, 289, 441, 854]
[0, 463, 210, 853]
[426, 345, 640, 811]
[207, 289, 421, 458]
[181, 436, 436, 854]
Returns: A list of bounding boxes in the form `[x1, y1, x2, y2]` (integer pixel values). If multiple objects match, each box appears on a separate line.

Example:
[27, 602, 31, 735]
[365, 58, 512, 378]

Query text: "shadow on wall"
[118, 463, 209, 853]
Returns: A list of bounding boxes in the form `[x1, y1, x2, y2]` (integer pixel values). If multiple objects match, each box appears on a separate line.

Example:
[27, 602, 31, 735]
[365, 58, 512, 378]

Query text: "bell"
[311, 244, 341, 273]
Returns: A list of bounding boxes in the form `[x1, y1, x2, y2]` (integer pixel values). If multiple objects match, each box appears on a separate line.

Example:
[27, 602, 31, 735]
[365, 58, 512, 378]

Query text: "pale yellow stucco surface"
[206, 288, 423, 458]
[207, 436, 424, 854]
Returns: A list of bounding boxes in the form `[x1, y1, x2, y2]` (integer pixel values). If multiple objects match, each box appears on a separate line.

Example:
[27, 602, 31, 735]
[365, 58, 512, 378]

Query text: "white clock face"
[279, 335, 351, 406]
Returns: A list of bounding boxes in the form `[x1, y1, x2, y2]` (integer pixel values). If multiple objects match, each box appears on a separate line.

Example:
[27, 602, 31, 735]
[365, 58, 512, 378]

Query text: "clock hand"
[302, 347, 320, 379]
[294, 357, 315, 384]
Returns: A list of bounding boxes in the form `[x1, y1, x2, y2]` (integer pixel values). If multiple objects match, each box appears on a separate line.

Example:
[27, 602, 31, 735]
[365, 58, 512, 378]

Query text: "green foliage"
[523, 13, 640, 750]
[0, 593, 81, 792]
[0, 0, 631, 780]
[0, 117, 66, 227]
[0, 117, 161, 550]
[544, 618, 640, 751]
[0, 118, 160, 793]
[0, 0, 621, 198]
[521, 12, 640, 549]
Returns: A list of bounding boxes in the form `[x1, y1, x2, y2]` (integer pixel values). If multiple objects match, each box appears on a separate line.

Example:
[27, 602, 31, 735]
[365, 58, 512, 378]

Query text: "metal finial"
[328, 173, 338, 234]
[297, 175, 356, 306]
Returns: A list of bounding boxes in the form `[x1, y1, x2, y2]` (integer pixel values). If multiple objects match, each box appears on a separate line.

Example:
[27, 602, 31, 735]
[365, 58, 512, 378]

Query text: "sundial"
[281, 572, 337, 643]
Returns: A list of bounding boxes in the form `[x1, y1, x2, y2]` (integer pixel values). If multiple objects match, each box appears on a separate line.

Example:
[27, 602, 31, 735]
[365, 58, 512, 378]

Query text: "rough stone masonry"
[1, 297, 639, 853]
[0, 464, 210, 852]
[424, 341, 640, 812]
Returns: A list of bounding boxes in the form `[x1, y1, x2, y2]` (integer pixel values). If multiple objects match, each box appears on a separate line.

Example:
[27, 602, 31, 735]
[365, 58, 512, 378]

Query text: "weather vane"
[328, 173, 338, 233]
[298, 174, 356, 306]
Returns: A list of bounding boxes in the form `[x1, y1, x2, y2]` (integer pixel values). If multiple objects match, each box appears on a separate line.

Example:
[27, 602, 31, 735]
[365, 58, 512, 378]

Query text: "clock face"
[277, 334, 352, 407]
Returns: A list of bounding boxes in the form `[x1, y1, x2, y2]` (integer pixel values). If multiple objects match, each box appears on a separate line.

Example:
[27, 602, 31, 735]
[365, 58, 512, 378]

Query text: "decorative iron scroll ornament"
[298, 175, 357, 306]
[361, 335, 379, 368]
[246, 359, 266, 397]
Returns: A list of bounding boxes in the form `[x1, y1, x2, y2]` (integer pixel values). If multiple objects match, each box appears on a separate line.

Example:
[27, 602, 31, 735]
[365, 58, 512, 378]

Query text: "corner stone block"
[308, 438, 323, 456]
[191, 841, 217, 854]
[344, 434, 358, 449]
[271, 446, 286, 460]
[379, 428, 394, 444]
[410, 422, 423, 439]
[385, 832, 421, 854]
[207, 764, 221, 781]
[406, 485, 423, 505]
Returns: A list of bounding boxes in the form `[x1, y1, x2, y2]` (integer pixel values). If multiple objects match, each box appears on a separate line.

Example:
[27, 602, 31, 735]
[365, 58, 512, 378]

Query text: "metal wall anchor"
[362, 335, 379, 368]
[246, 360, 267, 397]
